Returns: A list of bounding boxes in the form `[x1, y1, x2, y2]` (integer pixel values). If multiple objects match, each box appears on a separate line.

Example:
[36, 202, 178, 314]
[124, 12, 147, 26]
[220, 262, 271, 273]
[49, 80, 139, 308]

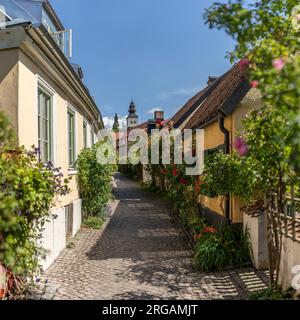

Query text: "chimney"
[207, 76, 218, 85]
[154, 110, 164, 121]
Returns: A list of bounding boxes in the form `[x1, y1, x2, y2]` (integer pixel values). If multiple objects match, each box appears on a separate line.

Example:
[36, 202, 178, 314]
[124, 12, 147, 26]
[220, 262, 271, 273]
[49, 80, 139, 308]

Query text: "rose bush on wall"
[0, 112, 70, 299]
[204, 0, 300, 288]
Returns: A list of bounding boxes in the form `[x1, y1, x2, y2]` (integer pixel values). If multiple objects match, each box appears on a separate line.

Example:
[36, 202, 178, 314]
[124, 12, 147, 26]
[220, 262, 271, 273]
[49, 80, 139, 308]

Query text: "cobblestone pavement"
[43, 173, 269, 300]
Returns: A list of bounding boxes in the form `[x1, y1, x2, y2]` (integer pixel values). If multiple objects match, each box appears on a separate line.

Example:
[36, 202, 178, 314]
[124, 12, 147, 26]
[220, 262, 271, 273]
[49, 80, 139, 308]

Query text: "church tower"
[112, 113, 119, 131]
[126, 99, 139, 128]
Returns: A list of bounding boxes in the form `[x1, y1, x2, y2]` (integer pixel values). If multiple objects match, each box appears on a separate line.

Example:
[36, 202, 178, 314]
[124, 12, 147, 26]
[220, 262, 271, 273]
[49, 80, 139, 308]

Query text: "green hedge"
[76, 142, 117, 218]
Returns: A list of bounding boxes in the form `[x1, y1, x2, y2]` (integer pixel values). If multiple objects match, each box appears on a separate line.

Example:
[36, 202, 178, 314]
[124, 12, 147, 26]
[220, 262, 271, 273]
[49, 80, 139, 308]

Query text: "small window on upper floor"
[42, 9, 72, 58]
[42, 9, 58, 33]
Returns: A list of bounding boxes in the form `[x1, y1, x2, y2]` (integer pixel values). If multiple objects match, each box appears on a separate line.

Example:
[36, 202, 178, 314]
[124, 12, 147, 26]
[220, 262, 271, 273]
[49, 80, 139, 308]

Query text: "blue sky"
[51, 0, 235, 126]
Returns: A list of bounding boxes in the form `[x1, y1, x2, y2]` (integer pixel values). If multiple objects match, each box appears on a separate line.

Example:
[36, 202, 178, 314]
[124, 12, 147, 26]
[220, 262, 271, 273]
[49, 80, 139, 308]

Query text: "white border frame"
[36, 75, 57, 166]
[67, 104, 77, 172]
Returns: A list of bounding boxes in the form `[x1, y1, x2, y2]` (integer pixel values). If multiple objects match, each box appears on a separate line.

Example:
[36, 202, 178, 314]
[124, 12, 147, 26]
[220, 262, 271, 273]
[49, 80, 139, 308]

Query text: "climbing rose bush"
[204, 0, 300, 177]
[0, 112, 70, 298]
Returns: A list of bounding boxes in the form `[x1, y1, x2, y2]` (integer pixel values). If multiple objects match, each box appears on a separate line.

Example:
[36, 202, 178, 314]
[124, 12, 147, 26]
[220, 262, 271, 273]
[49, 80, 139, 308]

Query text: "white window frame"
[37, 77, 56, 165]
[90, 124, 95, 146]
[67, 105, 77, 171]
[83, 118, 88, 149]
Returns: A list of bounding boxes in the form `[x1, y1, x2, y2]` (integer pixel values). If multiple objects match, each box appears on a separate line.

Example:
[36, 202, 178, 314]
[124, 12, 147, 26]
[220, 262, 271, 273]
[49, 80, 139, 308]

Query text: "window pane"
[42, 141, 48, 163]
[68, 111, 75, 167]
[38, 89, 52, 163]
[42, 118, 48, 141]
[83, 123, 87, 148]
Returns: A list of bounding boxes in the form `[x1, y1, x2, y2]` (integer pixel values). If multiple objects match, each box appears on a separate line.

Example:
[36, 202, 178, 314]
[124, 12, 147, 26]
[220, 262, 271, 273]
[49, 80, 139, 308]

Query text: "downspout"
[218, 111, 231, 225]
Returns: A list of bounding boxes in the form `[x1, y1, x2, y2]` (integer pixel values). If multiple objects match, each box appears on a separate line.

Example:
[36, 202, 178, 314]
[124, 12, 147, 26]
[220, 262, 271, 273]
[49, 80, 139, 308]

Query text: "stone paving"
[42, 173, 269, 300]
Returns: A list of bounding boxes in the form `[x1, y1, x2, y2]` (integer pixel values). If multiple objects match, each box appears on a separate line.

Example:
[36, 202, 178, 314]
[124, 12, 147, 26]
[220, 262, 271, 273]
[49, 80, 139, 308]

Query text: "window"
[68, 109, 76, 168]
[204, 144, 225, 162]
[91, 127, 95, 145]
[42, 9, 58, 33]
[83, 121, 87, 148]
[38, 89, 52, 163]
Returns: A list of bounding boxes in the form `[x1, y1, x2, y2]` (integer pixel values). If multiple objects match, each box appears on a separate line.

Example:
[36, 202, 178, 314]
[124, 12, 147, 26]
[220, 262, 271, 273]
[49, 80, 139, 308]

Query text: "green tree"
[204, 0, 300, 288]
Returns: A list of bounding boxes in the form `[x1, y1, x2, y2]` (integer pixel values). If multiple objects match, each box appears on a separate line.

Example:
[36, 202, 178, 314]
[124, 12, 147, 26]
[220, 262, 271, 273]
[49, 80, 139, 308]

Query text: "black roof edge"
[174, 75, 227, 129]
[220, 80, 251, 116]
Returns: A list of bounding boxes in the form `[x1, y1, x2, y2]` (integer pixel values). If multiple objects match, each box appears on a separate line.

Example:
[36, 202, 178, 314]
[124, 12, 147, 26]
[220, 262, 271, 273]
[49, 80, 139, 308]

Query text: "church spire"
[127, 99, 139, 128]
[113, 113, 119, 131]
[128, 99, 137, 115]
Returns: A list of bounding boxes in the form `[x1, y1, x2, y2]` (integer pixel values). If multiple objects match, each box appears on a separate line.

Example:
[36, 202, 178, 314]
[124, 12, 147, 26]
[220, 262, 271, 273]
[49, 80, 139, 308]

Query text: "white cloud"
[103, 115, 127, 129]
[147, 107, 163, 115]
[157, 86, 200, 100]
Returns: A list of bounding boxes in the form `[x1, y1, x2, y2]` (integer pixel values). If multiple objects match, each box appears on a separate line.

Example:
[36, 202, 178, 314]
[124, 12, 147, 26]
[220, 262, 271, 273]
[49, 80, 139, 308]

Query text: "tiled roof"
[171, 76, 224, 128]
[131, 121, 148, 131]
[184, 63, 250, 129]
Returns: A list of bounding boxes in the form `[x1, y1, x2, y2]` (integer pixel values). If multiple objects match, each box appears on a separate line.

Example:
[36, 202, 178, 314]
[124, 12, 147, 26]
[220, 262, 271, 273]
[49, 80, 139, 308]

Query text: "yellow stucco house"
[171, 64, 263, 228]
[0, 0, 104, 270]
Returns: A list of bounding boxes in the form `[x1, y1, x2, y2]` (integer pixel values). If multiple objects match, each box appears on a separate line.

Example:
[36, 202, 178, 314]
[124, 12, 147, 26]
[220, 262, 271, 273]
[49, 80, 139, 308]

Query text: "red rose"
[193, 234, 203, 241]
[180, 178, 188, 185]
[202, 227, 217, 234]
[161, 169, 167, 175]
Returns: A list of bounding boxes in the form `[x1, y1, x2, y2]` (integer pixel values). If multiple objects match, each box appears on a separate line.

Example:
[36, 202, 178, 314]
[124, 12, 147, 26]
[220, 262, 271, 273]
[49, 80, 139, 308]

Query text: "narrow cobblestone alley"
[44, 174, 269, 300]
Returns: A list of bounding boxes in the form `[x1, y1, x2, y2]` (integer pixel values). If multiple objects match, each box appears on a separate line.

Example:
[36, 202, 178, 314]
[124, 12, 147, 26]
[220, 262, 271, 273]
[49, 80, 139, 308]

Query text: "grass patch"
[82, 216, 105, 230]
[248, 287, 295, 300]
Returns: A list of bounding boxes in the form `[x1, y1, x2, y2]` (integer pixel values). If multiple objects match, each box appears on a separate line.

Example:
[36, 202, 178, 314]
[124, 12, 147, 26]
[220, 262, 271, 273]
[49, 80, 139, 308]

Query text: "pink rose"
[251, 80, 259, 88]
[239, 58, 250, 70]
[234, 137, 249, 157]
[273, 58, 285, 71]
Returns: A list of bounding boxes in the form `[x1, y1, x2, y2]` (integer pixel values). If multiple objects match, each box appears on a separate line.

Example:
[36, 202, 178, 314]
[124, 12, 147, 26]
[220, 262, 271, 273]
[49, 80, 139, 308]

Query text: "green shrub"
[82, 216, 105, 230]
[194, 226, 251, 272]
[76, 142, 116, 218]
[248, 287, 294, 300]
[187, 214, 207, 234]
[0, 112, 70, 279]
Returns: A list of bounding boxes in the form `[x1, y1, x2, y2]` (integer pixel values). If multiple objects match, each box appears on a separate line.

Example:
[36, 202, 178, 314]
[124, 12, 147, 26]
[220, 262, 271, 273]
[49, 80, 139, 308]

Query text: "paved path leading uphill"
[43, 173, 269, 300]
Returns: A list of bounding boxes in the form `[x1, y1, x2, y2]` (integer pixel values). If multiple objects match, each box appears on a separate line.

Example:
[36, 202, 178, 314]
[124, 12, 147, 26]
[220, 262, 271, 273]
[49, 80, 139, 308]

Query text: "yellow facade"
[199, 89, 263, 223]
[0, 30, 101, 211]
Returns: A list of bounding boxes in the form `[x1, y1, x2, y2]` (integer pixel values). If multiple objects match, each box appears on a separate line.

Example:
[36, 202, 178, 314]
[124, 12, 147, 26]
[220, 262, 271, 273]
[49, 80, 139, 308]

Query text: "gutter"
[218, 111, 231, 225]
